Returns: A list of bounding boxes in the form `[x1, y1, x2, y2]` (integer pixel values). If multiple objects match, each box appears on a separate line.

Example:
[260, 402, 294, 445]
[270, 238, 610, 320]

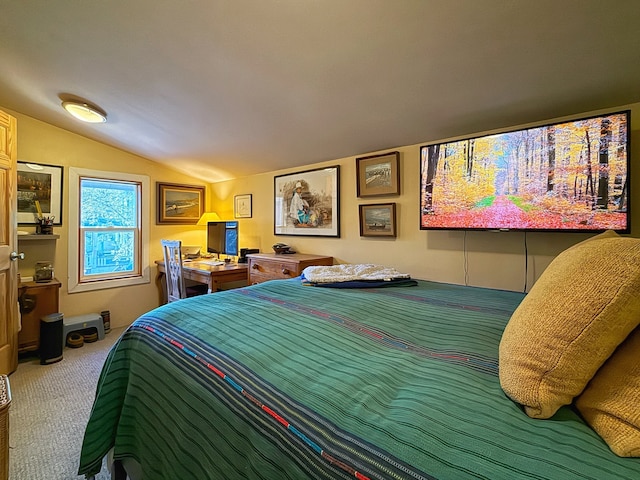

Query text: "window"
[69, 168, 150, 293]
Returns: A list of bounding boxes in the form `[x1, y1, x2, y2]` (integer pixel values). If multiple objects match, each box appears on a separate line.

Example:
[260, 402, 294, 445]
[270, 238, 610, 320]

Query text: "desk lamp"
[196, 212, 222, 226]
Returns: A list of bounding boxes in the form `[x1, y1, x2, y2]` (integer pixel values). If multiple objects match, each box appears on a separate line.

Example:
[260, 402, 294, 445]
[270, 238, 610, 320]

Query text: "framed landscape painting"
[356, 151, 400, 197]
[156, 182, 205, 224]
[274, 166, 340, 237]
[359, 202, 397, 237]
[17, 161, 63, 225]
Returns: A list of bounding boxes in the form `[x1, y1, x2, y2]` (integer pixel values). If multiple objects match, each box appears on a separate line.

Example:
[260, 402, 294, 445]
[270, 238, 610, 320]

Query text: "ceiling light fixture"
[61, 100, 107, 123]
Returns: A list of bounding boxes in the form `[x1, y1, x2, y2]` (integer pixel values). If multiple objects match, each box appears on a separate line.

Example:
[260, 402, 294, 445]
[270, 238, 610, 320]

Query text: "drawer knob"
[252, 264, 260, 270]
[281, 268, 290, 275]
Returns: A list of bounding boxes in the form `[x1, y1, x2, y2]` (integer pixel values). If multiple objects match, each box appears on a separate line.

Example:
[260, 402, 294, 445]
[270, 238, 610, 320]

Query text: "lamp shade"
[196, 212, 222, 226]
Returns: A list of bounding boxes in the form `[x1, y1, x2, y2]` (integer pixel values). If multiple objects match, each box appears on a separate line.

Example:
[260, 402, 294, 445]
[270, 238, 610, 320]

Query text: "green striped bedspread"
[79, 279, 640, 479]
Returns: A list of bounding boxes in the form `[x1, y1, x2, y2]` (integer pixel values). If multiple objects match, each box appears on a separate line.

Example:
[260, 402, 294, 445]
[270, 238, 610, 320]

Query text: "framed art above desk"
[155, 260, 248, 304]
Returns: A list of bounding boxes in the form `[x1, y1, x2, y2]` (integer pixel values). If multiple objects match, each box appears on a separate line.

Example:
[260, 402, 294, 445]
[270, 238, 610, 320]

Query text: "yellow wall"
[9, 110, 209, 328]
[211, 104, 640, 292]
[7, 104, 639, 328]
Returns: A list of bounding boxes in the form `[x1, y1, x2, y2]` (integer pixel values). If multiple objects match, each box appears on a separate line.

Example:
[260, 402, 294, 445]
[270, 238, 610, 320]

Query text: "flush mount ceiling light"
[61, 100, 107, 123]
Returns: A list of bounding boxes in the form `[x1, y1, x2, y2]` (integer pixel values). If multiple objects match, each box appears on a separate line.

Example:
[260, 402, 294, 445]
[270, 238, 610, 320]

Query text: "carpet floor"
[8, 327, 126, 480]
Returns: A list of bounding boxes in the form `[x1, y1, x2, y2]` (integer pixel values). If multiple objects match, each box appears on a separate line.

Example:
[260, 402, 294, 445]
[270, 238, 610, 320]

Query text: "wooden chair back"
[161, 239, 188, 303]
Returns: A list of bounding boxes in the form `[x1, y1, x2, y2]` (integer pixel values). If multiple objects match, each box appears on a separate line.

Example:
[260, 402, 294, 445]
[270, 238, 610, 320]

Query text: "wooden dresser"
[247, 253, 333, 285]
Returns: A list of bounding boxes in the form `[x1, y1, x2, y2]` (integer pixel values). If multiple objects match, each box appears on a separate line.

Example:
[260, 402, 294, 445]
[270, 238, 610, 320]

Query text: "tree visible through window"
[80, 178, 139, 279]
[68, 168, 150, 293]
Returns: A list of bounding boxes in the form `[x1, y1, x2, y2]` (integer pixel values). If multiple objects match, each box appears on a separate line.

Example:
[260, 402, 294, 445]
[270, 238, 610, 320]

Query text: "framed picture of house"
[359, 202, 397, 237]
[274, 166, 340, 237]
[234, 194, 252, 218]
[156, 182, 205, 224]
[356, 151, 400, 197]
[17, 161, 63, 225]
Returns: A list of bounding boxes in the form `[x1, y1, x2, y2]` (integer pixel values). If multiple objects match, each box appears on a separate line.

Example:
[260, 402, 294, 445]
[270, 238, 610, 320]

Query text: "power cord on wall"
[463, 230, 469, 286]
[523, 231, 529, 293]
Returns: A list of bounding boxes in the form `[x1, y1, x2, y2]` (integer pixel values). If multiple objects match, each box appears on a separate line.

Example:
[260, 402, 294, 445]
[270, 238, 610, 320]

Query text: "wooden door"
[0, 110, 19, 374]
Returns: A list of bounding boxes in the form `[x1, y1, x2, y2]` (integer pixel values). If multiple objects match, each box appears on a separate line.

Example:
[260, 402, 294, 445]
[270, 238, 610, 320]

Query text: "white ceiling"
[2, 1, 640, 183]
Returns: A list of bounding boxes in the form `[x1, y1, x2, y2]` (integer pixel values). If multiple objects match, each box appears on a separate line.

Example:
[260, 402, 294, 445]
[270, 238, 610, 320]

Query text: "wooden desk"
[155, 260, 248, 303]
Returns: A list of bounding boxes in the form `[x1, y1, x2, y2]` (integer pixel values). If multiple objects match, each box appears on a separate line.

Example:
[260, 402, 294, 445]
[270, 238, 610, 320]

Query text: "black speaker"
[238, 248, 259, 263]
[40, 313, 63, 365]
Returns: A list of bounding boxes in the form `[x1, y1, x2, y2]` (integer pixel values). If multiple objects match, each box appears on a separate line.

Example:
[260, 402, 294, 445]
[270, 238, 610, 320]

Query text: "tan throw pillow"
[576, 327, 640, 457]
[499, 231, 640, 419]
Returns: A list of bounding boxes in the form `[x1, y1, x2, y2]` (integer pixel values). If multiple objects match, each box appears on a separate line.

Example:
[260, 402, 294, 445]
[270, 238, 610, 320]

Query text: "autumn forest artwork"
[420, 111, 629, 231]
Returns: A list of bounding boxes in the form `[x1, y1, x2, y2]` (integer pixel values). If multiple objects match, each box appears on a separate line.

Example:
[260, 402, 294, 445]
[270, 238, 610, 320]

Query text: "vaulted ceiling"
[2, 1, 639, 183]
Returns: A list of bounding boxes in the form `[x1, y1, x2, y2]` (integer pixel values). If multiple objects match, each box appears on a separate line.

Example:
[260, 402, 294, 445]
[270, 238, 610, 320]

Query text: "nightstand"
[18, 278, 61, 353]
[247, 253, 333, 285]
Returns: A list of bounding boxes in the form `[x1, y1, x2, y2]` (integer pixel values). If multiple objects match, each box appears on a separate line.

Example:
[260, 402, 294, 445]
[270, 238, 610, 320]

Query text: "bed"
[78, 269, 640, 480]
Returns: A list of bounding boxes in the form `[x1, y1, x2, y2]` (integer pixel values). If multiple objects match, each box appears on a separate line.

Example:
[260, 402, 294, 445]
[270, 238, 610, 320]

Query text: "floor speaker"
[40, 313, 63, 365]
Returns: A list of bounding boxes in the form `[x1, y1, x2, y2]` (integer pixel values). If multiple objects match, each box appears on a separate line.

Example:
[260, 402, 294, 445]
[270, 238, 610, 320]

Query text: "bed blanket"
[301, 263, 410, 283]
[78, 279, 640, 480]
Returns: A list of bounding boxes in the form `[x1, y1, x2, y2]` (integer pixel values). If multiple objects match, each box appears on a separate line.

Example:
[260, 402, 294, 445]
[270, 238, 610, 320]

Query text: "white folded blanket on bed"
[302, 264, 411, 283]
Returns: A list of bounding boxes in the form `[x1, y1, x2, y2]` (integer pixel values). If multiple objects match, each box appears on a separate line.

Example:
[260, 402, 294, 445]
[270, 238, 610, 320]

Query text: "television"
[207, 221, 239, 256]
[420, 110, 630, 233]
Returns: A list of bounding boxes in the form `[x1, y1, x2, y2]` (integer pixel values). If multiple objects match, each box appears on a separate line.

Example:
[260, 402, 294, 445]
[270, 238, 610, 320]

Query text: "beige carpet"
[8, 327, 126, 480]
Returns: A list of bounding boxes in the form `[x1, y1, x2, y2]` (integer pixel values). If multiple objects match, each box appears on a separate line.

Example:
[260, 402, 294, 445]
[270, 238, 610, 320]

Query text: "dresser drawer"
[248, 253, 333, 285]
[250, 259, 298, 280]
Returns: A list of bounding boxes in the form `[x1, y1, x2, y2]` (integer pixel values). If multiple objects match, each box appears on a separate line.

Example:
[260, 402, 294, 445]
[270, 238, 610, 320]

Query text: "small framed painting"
[234, 194, 253, 218]
[356, 151, 400, 197]
[156, 182, 205, 224]
[274, 166, 340, 237]
[17, 162, 64, 225]
[359, 203, 397, 237]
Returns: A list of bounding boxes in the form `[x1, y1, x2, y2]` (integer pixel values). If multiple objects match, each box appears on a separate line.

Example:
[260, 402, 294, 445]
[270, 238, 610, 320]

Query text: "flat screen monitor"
[207, 221, 239, 256]
[420, 110, 630, 233]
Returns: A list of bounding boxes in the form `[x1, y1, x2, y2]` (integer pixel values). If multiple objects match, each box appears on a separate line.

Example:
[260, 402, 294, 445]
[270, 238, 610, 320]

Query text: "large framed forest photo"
[419, 111, 630, 233]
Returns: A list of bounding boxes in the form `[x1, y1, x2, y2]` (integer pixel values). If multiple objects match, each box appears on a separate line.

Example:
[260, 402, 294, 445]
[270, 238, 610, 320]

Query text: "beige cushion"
[576, 328, 640, 457]
[499, 231, 640, 419]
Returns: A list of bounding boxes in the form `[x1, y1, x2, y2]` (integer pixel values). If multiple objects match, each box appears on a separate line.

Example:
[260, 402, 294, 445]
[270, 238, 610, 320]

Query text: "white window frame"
[68, 167, 150, 293]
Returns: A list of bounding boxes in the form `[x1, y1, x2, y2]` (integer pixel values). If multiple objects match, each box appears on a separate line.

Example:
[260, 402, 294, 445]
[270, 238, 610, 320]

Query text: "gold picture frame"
[356, 151, 400, 197]
[359, 203, 397, 237]
[156, 182, 205, 224]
